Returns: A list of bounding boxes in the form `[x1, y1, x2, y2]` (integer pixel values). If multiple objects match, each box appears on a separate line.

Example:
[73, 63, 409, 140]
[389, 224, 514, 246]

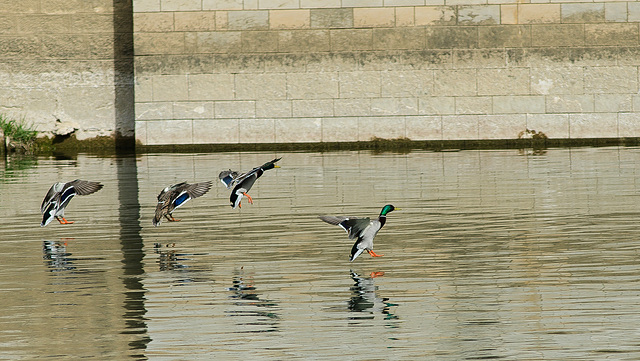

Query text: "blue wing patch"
[173, 192, 190, 207]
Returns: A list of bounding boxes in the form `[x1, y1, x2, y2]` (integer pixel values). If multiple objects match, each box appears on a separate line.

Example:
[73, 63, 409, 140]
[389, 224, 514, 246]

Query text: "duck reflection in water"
[42, 240, 76, 272]
[348, 271, 398, 322]
[226, 268, 280, 333]
[153, 243, 185, 271]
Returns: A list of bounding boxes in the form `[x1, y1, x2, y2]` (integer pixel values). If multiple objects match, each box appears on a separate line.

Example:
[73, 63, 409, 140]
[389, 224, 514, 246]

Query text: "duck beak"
[274, 165, 281, 168]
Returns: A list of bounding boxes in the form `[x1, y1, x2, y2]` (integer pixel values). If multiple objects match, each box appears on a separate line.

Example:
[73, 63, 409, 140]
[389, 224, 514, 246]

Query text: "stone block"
[618, 113, 640, 137]
[334, 99, 372, 116]
[478, 68, 529, 96]
[259, 0, 299, 9]
[605, 2, 627, 22]
[455, 97, 492, 115]
[262, 53, 308, 72]
[442, 115, 478, 140]
[584, 66, 637, 94]
[215, 100, 256, 118]
[478, 26, 531, 48]
[256, 100, 292, 118]
[300, 0, 340, 8]
[238, 118, 275, 143]
[322, 117, 358, 142]
[478, 114, 526, 140]
[569, 113, 618, 138]
[339, 71, 380, 98]
[373, 27, 425, 50]
[135, 76, 153, 102]
[458, 6, 500, 25]
[531, 25, 584, 47]
[216, 11, 228, 29]
[134, 12, 174, 32]
[136, 101, 173, 120]
[561, 3, 604, 23]
[518, 4, 561, 24]
[228, 11, 269, 30]
[236, 73, 286, 100]
[203, 0, 242, 10]
[434, 69, 476, 96]
[188, 73, 235, 100]
[135, 121, 148, 144]
[358, 116, 406, 141]
[160, 0, 201, 11]
[630, 3, 640, 22]
[278, 30, 330, 52]
[135, 33, 184, 55]
[353, 8, 395, 28]
[415, 6, 456, 26]
[342, 0, 382, 6]
[426, 27, 477, 49]
[276, 118, 322, 142]
[386, 0, 424, 5]
[453, 49, 507, 69]
[371, 98, 418, 116]
[530, 67, 583, 95]
[242, 31, 279, 52]
[396, 7, 415, 27]
[418, 97, 455, 115]
[213, 54, 265, 73]
[153, 74, 188, 101]
[381, 70, 433, 97]
[330, 29, 373, 51]
[546, 95, 594, 113]
[173, 101, 214, 119]
[146, 119, 193, 145]
[585, 24, 639, 46]
[270, 10, 310, 29]
[526, 114, 569, 138]
[197, 31, 242, 53]
[287, 73, 339, 99]
[405, 115, 443, 140]
[594, 94, 632, 113]
[501, 5, 517, 25]
[310, 8, 353, 28]
[192, 119, 239, 144]
[292, 100, 334, 117]
[175, 12, 217, 31]
[493, 96, 546, 114]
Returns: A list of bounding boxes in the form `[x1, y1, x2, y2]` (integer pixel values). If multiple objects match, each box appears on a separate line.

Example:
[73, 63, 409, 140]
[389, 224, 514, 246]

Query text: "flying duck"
[152, 181, 212, 226]
[219, 158, 281, 209]
[41, 180, 104, 227]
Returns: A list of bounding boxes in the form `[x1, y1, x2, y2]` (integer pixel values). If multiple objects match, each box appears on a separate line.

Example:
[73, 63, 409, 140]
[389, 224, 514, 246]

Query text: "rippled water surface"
[1, 147, 640, 360]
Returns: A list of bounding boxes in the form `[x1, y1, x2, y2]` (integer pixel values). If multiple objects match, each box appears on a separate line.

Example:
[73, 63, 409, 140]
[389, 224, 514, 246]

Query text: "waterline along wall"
[1, 2, 639, 145]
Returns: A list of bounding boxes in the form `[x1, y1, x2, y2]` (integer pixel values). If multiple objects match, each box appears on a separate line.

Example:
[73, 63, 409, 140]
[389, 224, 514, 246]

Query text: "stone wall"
[0, 1, 133, 140]
[133, 0, 640, 145]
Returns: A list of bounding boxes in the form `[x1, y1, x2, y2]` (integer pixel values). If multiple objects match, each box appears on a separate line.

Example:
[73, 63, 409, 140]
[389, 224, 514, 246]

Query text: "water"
[1, 147, 640, 360]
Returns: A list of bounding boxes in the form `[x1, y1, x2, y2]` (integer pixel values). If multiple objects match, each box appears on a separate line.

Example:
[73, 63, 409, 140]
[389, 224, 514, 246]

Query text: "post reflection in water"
[348, 271, 399, 323]
[226, 268, 280, 333]
[116, 155, 150, 356]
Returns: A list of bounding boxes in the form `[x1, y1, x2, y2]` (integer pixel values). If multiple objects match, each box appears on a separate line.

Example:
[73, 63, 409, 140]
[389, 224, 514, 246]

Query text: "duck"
[219, 158, 281, 209]
[152, 181, 212, 226]
[319, 204, 398, 262]
[40, 180, 104, 227]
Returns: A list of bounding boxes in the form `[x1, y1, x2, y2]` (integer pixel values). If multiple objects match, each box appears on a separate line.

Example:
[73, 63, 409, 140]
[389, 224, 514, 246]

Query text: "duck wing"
[319, 216, 371, 240]
[218, 170, 240, 189]
[41, 183, 61, 212]
[67, 180, 104, 196]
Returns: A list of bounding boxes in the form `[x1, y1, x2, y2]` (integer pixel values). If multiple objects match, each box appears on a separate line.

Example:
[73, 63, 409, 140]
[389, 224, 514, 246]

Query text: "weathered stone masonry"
[1, 1, 640, 144]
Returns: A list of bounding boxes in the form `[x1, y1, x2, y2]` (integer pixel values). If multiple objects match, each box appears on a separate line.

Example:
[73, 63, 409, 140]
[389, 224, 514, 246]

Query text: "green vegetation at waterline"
[1, 114, 38, 153]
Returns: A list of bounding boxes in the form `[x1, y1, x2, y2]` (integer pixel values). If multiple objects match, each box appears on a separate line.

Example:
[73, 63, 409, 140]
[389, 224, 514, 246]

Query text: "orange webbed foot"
[370, 271, 385, 278]
[243, 192, 253, 204]
[56, 217, 74, 224]
[367, 250, 384, 257]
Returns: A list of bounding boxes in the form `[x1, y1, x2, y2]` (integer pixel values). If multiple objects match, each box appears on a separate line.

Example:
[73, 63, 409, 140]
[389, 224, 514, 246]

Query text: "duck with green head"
[319, 204, 398, 262]
[219, 158, 281, 209]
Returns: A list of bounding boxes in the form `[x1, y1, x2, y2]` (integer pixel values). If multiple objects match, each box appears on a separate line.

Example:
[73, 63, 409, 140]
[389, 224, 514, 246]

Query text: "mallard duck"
[319, 204, 398, 262]
[219, 158, 281, 209]
[40, 180, 104, 227]
[152, 181, 212, 226]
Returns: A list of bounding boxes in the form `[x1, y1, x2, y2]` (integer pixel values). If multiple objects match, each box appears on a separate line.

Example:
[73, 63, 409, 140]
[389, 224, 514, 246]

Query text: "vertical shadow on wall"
[116, 154, 150, 355]
[113, 0, 135, 151]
